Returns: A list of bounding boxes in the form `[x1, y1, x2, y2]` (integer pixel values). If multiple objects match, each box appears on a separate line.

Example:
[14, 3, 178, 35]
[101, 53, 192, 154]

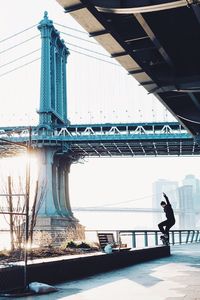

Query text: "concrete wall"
[0, 246, 170, 292]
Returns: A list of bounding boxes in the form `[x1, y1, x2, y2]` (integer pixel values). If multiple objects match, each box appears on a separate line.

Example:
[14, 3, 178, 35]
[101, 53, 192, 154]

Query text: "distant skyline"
[69, 157, 200, 208]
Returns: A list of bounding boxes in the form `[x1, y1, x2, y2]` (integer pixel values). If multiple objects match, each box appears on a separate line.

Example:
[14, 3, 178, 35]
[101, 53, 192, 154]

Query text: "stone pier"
[33, 148, 85, 246]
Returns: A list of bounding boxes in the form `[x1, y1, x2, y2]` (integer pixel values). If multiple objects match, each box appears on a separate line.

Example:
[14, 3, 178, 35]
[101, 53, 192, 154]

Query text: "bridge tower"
[34, 12, 84, 245]
[38, 11, 69, 126]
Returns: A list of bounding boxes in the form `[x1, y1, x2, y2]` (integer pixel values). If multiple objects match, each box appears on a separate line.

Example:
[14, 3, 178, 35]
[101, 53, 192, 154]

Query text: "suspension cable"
[60, 31, 98, 45]
[66, 41, 110, 58]
[0, 49, 40, 69]
[0, 24, 37, 44]
[0, 44, 120, 78]
[0, 58, 40, 78]
[102, 188, 180, 207]
[54, 22, 87, 35]
[69, 48, 119, 66]
[0, 35, 39, 55]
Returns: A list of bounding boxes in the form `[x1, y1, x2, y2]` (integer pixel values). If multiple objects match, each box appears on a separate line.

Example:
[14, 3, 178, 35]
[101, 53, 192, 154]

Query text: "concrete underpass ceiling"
[56, 0, 200, 138]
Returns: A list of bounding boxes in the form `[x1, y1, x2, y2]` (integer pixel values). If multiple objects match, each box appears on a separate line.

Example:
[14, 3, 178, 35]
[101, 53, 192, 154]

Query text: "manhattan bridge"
[0, 2, 200, 238]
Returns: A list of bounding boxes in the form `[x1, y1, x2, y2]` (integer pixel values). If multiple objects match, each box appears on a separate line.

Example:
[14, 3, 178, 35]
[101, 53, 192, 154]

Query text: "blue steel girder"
[0, 122, 199, 157]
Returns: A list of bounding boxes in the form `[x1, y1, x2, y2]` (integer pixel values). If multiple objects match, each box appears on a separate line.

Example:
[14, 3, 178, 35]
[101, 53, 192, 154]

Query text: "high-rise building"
[179, 185, 195, 229]
[152, 179, 179, 209]
[179, 185, 194, 210]
[182, 175, 200, 209]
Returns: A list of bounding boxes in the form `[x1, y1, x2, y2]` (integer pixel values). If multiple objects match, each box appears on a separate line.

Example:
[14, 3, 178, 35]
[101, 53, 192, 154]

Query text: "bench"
[97, 232, 130, 252]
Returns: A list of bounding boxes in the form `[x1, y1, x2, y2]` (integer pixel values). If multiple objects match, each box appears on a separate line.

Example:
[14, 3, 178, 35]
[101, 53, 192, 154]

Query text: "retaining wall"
[0, 245, 170, 292]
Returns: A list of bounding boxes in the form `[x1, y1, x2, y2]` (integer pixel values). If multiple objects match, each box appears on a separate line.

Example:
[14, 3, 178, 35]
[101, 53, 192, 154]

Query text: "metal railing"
[119, 230, 200, 248]
[1, 228, 195, 250]
[85, 229, 200, 249]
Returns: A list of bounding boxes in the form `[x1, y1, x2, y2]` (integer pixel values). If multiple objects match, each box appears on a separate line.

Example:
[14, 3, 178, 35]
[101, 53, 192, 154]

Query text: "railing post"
[179, 231, 182, 244]
[155, 231, 158, 245]
[195, 230, 199, 242]
[116, 230, 120, 245]
[144, 231, 148, 247]
[191, 230, 195, 243]
[132, 231, 136, 248]
[171, 231, 175, 245]
[186, 230, 190, 243]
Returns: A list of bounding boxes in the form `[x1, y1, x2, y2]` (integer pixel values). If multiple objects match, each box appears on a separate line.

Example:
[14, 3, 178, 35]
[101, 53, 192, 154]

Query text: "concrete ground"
[2, 243, 200, 300]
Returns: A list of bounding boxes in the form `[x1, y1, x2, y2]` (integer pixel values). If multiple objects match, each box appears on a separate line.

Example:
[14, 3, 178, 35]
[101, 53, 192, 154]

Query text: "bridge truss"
[0, 122, 199, 158]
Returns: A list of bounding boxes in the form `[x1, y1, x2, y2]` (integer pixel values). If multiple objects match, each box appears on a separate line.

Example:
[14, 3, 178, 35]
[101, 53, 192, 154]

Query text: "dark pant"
[158, 219, 175, 239]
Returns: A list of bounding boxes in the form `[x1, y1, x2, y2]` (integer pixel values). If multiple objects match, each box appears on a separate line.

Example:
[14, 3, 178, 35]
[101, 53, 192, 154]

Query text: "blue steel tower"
[38, 11, 69, 126]
[34, 12, 83, 244]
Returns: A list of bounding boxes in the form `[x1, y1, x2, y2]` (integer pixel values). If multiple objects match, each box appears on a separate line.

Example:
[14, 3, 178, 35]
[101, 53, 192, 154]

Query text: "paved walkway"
[2, 243, 200, 299]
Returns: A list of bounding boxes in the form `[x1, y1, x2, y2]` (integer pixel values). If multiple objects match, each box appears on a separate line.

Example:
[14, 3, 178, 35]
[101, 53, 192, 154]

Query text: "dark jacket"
[164, 195, 175, 222]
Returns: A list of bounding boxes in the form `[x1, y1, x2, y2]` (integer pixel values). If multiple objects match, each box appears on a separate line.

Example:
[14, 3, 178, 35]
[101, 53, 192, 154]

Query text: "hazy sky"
[0, 0, 172, 125]
[0, 1, 200, 209]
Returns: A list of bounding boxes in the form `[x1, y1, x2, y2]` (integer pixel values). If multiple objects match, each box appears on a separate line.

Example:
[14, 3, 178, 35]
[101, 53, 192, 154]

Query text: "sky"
[0, 0, 200, 210]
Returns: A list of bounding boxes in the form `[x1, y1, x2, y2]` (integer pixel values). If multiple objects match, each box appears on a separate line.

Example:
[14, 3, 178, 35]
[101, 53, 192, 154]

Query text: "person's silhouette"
[158, 193, 176, 241]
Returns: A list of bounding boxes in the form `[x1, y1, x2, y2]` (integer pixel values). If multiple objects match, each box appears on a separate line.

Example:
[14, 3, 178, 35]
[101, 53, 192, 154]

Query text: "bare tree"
[0, 175, 45, 250]
[8, 176, 14, 251]
[12, 176, 26, 249]
[29, 179, 45, 247]
[29, 180, 38, 246]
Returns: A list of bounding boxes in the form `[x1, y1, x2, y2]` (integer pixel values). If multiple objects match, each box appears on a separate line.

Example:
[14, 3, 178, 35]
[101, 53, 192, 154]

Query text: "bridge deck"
[18, 243, 200, 299]
[1, 122, 200, 157]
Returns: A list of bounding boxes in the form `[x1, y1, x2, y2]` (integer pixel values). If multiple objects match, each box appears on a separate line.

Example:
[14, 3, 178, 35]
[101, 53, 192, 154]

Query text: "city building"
[152, 175, 200, 229]
[182, 175, 200, 210]
[152, 179, 179, 209]
[178, 185, 195, 229]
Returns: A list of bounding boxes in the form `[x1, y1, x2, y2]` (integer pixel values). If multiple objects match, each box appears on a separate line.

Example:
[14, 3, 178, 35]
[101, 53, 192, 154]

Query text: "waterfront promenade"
[5, 243, 200, 300]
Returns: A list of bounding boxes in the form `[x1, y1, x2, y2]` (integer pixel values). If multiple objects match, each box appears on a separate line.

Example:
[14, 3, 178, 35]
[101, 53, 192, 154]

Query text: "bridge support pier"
[33, 148, 85, 246]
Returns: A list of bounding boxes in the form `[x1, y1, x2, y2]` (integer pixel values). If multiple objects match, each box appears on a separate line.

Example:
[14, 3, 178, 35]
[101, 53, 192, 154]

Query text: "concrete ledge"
[0, 245, 170, 292]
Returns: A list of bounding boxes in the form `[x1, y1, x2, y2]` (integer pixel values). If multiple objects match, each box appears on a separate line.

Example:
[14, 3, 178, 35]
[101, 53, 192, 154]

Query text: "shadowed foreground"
[1, 243, 200, 299]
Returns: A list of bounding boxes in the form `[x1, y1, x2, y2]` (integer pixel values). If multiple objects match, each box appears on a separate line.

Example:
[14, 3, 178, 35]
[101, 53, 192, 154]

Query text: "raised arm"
[163, 193, 170, 205]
